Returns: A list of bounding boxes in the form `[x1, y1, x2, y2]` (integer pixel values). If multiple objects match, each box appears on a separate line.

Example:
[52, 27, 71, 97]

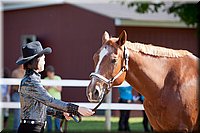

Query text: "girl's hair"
[23, 55, 42, 70]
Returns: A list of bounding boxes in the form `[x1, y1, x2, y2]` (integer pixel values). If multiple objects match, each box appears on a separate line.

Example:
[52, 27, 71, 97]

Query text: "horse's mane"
[125, 41, 192, 58]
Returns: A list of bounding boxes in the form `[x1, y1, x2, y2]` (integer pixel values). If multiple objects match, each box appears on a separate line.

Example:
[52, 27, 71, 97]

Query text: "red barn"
[3, 1, 197, 106]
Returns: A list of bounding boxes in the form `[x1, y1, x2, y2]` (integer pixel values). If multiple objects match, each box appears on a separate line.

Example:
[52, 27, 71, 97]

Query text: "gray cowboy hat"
[16, 41, 52, 65]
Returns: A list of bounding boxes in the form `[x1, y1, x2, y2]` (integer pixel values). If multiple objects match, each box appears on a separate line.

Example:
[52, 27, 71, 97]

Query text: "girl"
[16, 41, 94, 133]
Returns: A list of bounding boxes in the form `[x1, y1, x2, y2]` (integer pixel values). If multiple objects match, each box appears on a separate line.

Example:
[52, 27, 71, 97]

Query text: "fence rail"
[0, 78, 144, 110]
[0, 78, 144, 131]
[0, 102, 144, 110]
[0, 78, 130, 87]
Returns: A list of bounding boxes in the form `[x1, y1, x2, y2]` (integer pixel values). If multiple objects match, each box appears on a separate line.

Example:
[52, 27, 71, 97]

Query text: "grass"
[2, 112, 150, 133]
[66, 116, 145, 132]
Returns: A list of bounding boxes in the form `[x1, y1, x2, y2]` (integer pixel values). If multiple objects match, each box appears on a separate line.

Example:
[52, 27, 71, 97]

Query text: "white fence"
[0, 78, 144, 131]
[0, 102, 144, 110]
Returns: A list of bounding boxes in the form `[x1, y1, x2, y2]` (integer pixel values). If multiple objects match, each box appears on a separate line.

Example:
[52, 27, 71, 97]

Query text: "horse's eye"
[111, 59, 117, 63]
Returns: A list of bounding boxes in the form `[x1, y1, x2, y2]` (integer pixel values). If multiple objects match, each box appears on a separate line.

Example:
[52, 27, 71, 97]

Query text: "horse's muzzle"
[87, 85, 104, 103]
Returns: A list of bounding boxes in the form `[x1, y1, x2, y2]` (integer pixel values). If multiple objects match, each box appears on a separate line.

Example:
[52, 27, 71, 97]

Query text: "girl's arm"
[46, 107, 65, 119]
[23, 81, 79, 116]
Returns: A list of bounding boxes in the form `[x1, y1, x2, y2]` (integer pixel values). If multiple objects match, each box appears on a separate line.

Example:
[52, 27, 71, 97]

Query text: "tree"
[123, 1, 199, 26]
[123, 1, 199, 53]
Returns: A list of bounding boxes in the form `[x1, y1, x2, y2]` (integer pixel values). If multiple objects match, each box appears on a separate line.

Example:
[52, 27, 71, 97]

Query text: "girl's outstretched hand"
[63, 112, 71, 120]
[63, 107, 94, 121]
[78, 107, 95, 116]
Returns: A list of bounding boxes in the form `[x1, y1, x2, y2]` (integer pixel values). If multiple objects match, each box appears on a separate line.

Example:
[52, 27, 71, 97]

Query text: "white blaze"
[95, 48, 108, 73]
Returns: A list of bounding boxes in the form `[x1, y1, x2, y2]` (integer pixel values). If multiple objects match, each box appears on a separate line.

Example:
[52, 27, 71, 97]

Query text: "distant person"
[138, 94, 152, 132]
[1, 67, 11, 128]
[11, 64, 25, 130]
[118, 86, 133, 131]
[44, 65, 62, 133]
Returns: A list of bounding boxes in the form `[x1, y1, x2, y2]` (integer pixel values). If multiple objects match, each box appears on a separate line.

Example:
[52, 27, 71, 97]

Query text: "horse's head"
[86, 30, 129, 102]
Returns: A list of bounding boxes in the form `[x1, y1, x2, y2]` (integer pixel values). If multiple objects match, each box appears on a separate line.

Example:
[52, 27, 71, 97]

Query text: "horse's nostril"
[94, 89, 99, 97]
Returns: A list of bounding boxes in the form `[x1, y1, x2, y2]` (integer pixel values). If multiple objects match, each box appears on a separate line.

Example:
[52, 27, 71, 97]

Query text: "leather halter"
[90, 46, 129, 111]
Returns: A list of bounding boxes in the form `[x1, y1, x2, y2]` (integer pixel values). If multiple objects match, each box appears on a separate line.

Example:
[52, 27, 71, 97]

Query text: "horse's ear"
[117, 30, 127, 46]
[102, 31, 109, 45]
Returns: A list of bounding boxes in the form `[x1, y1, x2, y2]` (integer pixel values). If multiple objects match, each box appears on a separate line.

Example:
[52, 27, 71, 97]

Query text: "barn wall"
[116, 26, 198, 56]
[3, 4, 115, 102]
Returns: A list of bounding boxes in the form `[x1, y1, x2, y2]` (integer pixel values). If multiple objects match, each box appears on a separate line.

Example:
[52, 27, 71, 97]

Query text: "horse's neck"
[125, 50, 169, 100]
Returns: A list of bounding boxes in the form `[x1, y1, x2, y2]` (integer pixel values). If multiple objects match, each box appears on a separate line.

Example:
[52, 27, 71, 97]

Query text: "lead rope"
[92, 94, 107, 111]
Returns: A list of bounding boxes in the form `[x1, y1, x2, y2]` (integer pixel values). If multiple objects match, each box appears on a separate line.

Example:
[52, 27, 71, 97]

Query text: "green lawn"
[2, 112, 150, 133]
[66, 116, 145, 132]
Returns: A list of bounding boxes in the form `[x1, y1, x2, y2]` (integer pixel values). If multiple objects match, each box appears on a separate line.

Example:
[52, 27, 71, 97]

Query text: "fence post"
[105, 88, 112, 131]
[0, 2, 3, 131]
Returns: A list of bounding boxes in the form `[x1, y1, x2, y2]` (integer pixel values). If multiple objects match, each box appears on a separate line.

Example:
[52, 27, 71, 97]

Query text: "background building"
[3, 1, 198, 116]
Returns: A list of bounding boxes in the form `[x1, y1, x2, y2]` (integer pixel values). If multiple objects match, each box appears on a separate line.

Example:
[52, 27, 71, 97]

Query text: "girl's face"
[37, 55, 45, 72]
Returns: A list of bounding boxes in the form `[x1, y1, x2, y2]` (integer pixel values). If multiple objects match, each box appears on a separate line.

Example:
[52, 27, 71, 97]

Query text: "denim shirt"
[19, 69, 75, 123]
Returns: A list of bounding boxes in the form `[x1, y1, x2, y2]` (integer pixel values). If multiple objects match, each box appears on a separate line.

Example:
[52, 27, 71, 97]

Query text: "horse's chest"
[143, 89, 195, 132]
[144, 99, 179, 131]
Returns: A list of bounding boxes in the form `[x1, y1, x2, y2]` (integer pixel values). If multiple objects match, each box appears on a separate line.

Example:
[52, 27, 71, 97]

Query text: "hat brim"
[16, 47, 52, 65]
[37, 47, 52, 56]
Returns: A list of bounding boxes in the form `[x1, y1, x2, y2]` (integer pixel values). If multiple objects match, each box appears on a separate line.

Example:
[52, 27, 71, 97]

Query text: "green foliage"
[127, 2, 165, 13]
[168, 3, 198, 26]
[123, 2, 198, 26]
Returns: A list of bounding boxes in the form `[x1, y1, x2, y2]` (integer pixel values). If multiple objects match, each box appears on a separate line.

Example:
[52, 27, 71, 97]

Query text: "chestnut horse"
[86, 30, 199, 132]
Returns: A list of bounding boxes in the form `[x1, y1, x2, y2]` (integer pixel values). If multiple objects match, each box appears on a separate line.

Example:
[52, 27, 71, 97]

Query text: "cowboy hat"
[16, 41, 52, 65]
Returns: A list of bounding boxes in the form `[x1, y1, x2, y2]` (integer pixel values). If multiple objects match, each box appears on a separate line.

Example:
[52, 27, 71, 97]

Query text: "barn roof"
[2, 0, 196, 28]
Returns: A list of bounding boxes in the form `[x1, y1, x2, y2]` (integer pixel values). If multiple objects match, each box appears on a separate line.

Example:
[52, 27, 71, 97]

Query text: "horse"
[86, 30, 199, 132]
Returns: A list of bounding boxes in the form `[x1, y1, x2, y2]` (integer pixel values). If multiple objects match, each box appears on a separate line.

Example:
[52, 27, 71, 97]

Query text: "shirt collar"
[25, 69, 41, 79]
